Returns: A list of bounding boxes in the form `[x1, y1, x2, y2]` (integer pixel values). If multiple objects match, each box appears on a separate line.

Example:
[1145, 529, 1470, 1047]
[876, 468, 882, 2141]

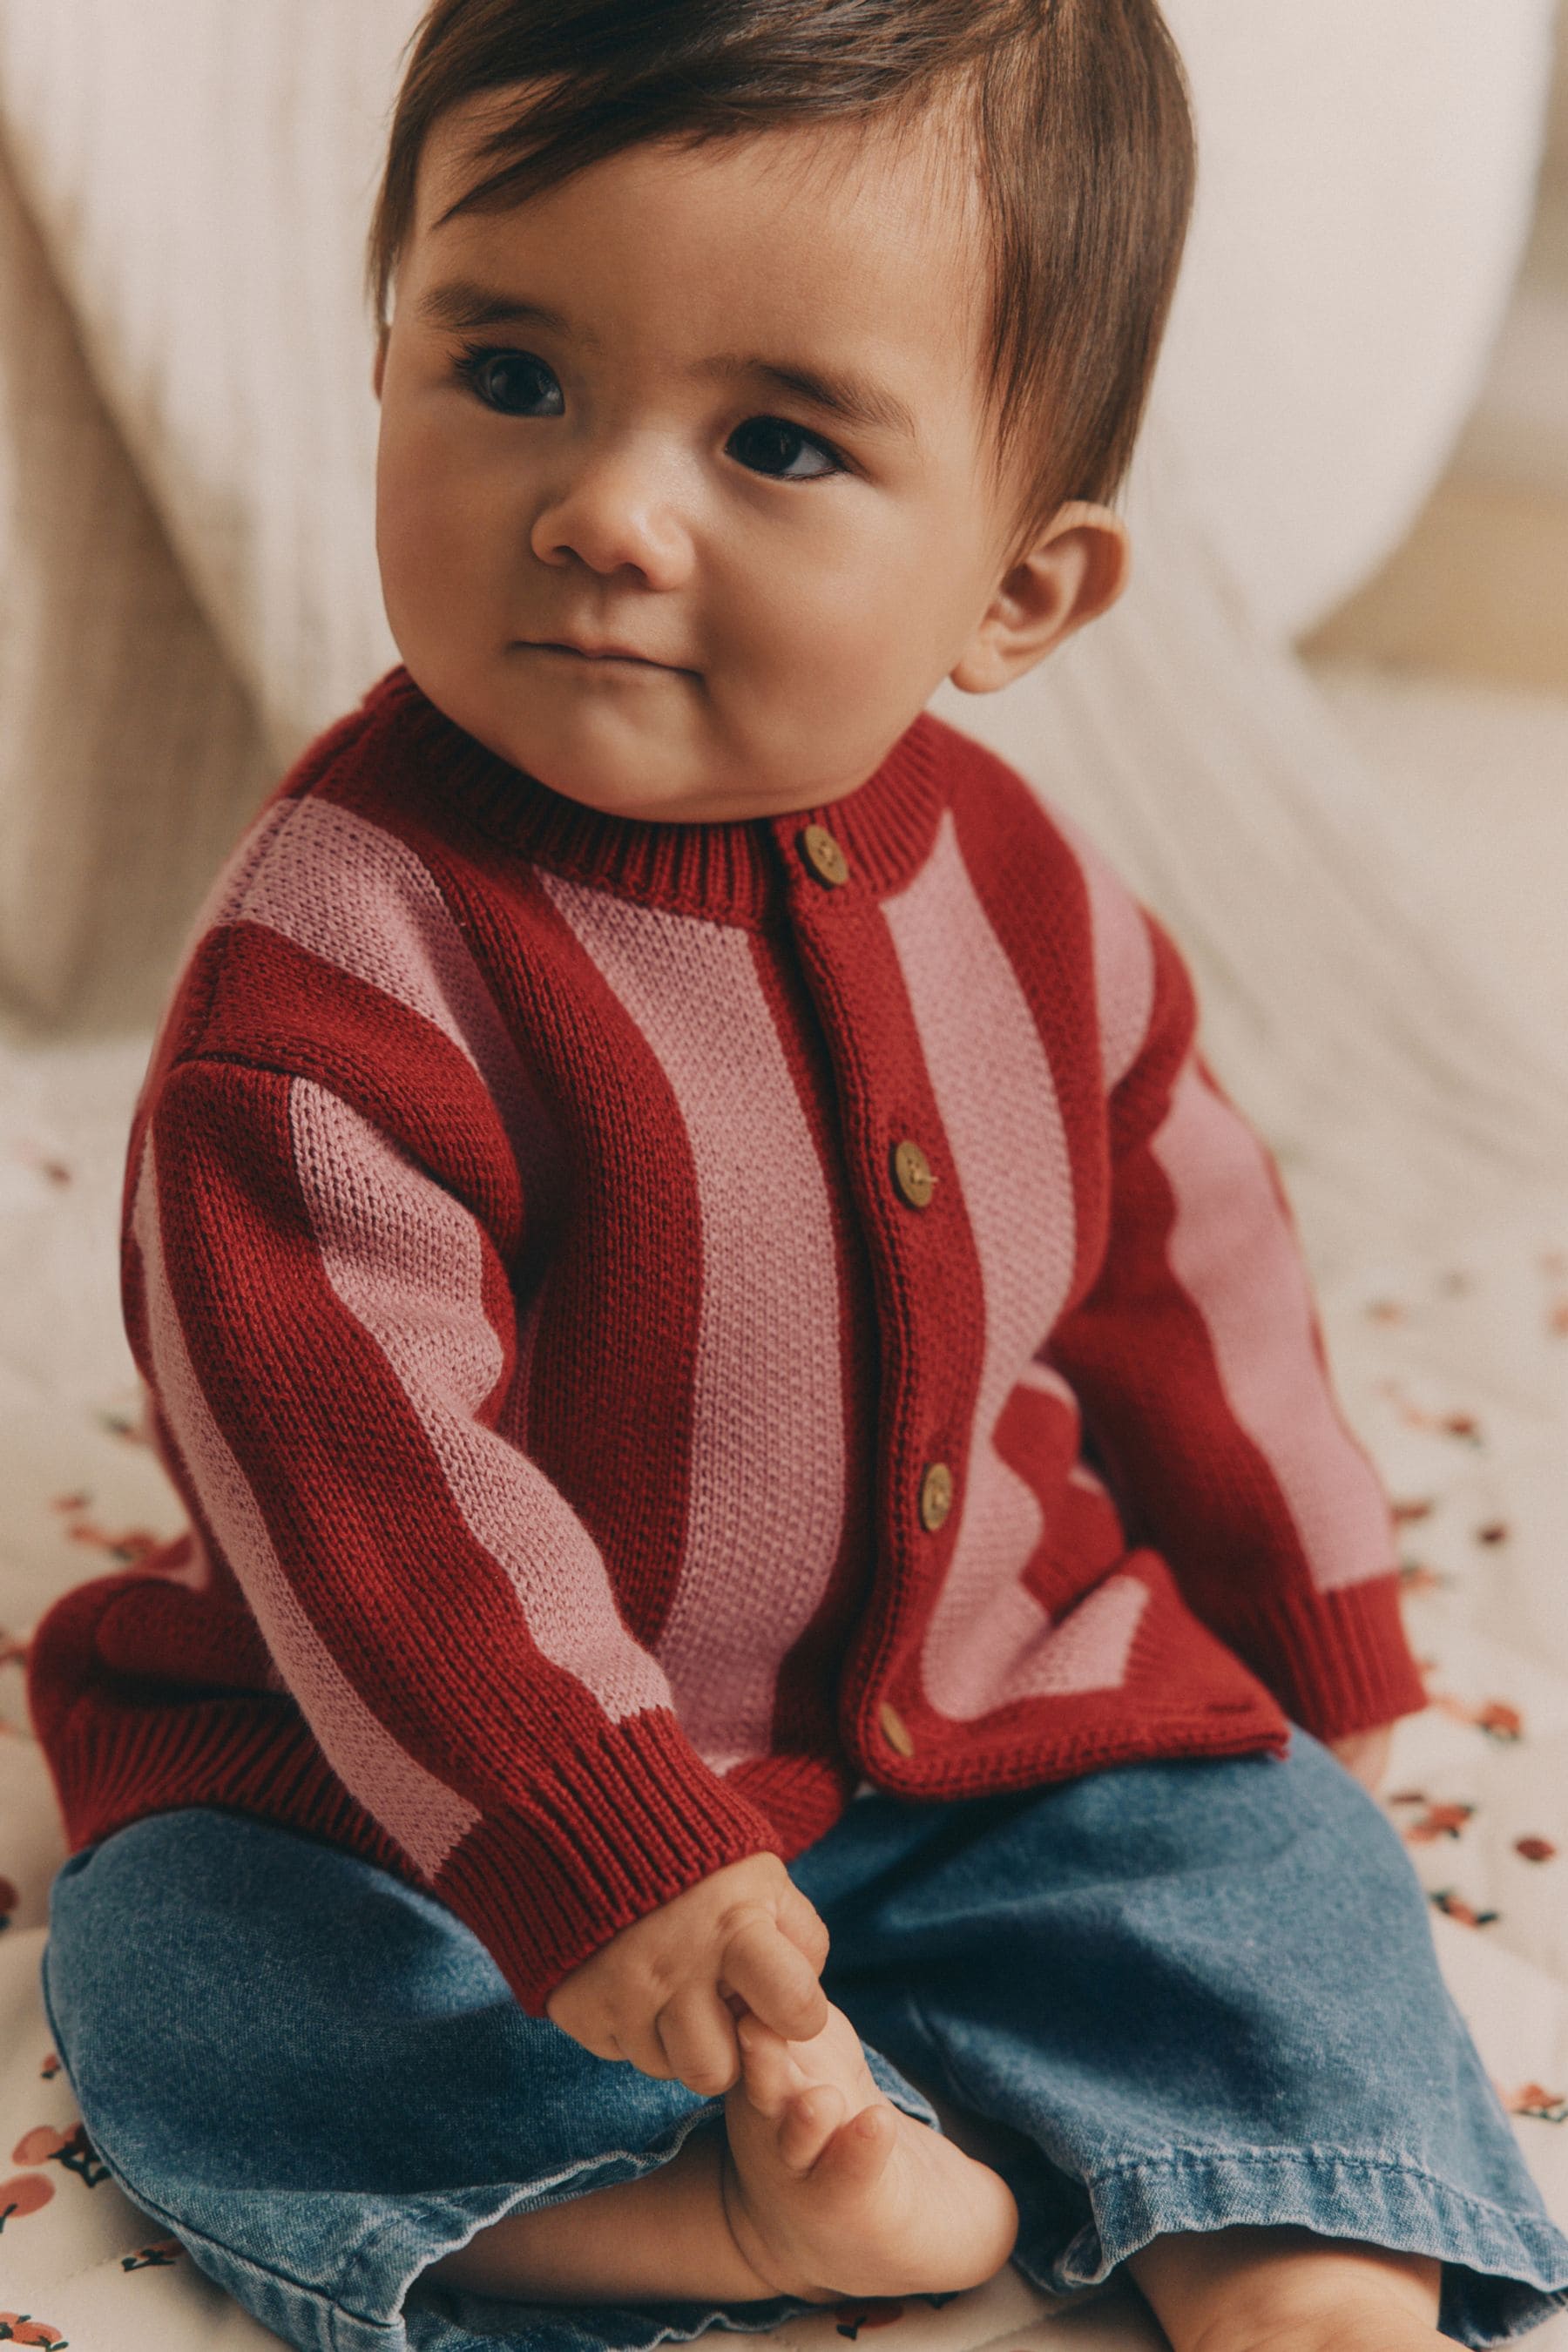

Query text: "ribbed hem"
[436, 1712, 789, 2017]
[30, 1585, 788, 2021]
[1023, 2146, 1568, 2349]
[1216, 1572, 1429, 1742]
[51, 1699, 787, 2024]
[365, 665, 948, 921]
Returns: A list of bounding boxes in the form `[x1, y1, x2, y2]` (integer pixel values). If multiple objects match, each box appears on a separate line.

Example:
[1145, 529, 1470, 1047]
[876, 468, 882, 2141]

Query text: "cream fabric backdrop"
[1156, 0, 1562, 644]
[0, 0, 1565, 1274]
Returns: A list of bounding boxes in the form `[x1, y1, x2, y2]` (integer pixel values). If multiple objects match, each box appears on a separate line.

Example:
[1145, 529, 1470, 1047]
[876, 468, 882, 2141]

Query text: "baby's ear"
[950, 503, 1131, 695]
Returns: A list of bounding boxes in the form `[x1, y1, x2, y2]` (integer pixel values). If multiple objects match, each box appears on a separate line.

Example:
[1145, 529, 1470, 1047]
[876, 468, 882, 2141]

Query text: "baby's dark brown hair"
[366, 0, 1196, 568]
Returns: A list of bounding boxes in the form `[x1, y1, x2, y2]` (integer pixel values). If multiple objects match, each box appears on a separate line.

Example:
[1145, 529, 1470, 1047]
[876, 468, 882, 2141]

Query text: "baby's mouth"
[524, 640, 694, 677]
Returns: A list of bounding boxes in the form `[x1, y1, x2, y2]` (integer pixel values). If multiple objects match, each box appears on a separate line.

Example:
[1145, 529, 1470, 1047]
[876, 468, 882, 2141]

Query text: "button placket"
[882, 1125, 947, 1763]
[773, 816, 959, 1784]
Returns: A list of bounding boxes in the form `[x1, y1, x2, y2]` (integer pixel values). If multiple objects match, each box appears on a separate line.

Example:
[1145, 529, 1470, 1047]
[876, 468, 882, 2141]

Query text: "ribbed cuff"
[1216, 1572, 1428, 1744]
[434, 1710, 789, 2017]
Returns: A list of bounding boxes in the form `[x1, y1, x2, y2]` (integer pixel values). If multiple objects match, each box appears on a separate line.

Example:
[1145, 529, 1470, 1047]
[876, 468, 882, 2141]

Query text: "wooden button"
[919, 1461, 954, 1532]
[799, 824, 849, 888]
[891, 1139, 935, 1209]
[879, 1700, 916, 1756]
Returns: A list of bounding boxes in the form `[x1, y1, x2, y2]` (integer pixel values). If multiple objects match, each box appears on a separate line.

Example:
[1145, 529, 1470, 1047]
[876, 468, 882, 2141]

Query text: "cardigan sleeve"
[125, 1051, 785, 2017]
[1045, 909, 1428, 1744]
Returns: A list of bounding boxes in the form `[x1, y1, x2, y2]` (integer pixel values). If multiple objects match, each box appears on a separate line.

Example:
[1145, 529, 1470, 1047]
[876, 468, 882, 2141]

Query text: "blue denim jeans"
[39, 1729, 1568, 2352]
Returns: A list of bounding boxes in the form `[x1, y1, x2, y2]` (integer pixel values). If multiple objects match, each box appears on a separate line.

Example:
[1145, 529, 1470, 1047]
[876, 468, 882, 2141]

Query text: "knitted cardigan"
[26, 665, 1427, 2017]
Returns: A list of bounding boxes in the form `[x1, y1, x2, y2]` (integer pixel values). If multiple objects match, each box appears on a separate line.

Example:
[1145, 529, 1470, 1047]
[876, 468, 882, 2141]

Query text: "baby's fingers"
[655, 1984, 742, 2098]
[722, 1912, 829, 2044]
[777, 1878, 831, 1975]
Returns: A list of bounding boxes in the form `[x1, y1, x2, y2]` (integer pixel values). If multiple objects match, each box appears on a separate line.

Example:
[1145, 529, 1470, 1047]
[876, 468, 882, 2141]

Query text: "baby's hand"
[544, 1851, 831, 2096]
[1328, 1724, 1393, 1794]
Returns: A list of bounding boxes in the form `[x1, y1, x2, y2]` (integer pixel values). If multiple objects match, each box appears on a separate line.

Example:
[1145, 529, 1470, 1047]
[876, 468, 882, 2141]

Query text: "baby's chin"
[506, 732, 800, 827]
[542, 772, 788, 825]
[448, 669, 817, 824]
[445, 717, 706, 824]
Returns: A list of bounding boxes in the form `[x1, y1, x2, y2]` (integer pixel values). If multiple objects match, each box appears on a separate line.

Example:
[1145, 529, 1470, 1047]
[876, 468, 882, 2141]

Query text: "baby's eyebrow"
[415, 275, 919, 443]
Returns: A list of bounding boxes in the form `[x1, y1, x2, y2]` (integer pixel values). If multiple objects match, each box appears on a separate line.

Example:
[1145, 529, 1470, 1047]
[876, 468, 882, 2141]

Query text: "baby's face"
[374, 91, 1122, 823]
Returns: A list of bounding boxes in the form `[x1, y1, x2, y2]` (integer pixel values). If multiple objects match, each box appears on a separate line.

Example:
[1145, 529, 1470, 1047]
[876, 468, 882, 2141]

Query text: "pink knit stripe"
[539, 875, 846, 1773]
[1044, 807, 1157, 1089]
[1031, 1572, 1149, 1693]
[131, 1130, 482, 1877]
[886, 813, 1134, 1710]
[289, 1076, 676, 1719]
[212, 796, 555, 1186]
[1151, 1061, 1394, 1591]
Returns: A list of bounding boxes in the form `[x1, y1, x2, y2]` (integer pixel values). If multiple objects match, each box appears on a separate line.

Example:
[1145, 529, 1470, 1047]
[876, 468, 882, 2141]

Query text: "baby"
[27, 3, 1568, 2351]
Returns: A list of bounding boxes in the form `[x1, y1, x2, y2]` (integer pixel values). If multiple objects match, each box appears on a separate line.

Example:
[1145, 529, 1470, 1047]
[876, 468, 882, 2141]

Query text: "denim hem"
[334, 2057, 945, 2352]
[347, 2101, 815, 2352]
[1010, 2145, 1568, 2351]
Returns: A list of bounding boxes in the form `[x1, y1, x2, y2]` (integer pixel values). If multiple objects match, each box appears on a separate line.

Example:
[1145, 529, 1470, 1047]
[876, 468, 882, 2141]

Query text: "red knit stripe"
[483, 870, 706, 1662]
[537, 872, 849, 1775]
[991, 1372, 1126, 1616]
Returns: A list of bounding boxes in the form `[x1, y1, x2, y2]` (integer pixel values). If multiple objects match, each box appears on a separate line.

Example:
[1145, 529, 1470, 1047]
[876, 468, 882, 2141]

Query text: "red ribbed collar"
[368, 665, 948, 925]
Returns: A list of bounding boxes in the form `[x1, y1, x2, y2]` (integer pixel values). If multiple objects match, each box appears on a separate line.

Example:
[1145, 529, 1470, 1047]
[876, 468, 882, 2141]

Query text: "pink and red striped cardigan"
[27, 664, 1425, 2017]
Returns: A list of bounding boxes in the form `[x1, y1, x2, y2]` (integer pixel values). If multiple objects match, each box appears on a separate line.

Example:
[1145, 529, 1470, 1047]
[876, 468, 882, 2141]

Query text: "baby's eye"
[727, 417, 844, 483]
[453, 344, 563, 417]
